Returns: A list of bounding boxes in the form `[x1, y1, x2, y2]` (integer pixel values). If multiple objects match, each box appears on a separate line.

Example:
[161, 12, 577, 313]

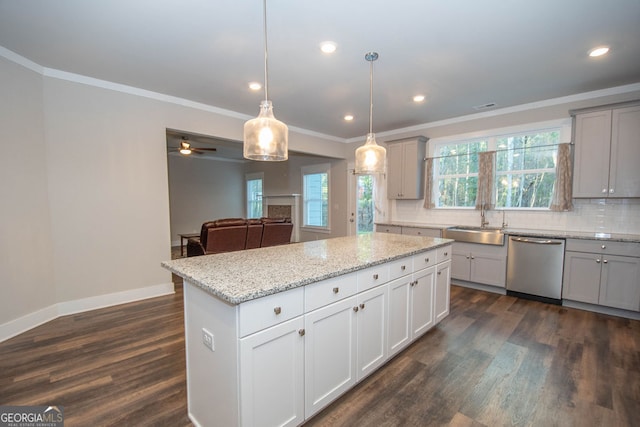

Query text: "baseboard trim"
[0, 282, 175, 343]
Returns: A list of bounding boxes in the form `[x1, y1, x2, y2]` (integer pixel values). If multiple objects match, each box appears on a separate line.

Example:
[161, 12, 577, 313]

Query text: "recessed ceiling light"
[248, 82, 262, 91]
[588, 46, 610, 57]
[320, 41, 337, 54]
[413, 94, 426, 103]
[344, 114, 354, 121]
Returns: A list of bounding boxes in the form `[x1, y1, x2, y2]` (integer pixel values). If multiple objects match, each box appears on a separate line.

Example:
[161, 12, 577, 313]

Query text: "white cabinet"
[572, 103, 640, 198]
[355, 285, 388, 381]
[450, 242, 507, 287]
[435, 260, 451, 323]
[304, 296, 357, 417]
[240, 317, 305, 427]
[375, 224, 442, 237]
[182, 243, 452, 426]
[387, 136, 427, 199]
[563, 239, 640, 312]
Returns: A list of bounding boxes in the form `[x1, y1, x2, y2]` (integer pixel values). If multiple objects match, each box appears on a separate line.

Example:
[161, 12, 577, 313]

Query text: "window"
[246, 173, 263, 218]
[433, 126, 561, 209]
[302, 164, 330, 230]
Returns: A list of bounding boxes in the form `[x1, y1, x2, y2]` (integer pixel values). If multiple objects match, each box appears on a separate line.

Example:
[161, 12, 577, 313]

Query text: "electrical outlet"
[202, 328, 214, 351]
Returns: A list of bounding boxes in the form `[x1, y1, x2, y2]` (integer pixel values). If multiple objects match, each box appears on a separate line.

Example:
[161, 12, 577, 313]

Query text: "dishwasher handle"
[511, 237, 563, 245]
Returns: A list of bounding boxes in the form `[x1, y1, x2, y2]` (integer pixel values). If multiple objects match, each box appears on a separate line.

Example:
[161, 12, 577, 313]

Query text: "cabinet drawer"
[239, 287, 304, 337]
[401, 227, 441, 238]
[389, 257, 413, 280]
[305, 272, 357, 312]
[413, 250, 436, 271]
[376, 225, 401, 234]
[357, 264, 390, 292]
[566, 239, 640, 257]
[437, 245, 452, 263]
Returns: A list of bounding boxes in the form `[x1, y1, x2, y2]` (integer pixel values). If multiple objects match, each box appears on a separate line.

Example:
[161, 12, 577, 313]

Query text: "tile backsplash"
[387, 198, 640, 235]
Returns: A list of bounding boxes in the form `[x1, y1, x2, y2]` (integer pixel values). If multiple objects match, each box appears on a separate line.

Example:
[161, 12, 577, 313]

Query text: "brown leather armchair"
[246, 218, 263, 249]
[260, 217, 293, 247]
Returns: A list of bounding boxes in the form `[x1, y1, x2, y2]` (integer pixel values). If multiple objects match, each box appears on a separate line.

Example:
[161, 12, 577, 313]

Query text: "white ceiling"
[1, 0, 640, 141]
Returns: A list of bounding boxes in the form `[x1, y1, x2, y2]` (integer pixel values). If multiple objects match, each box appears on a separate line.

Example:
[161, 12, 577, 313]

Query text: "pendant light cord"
[263, 0, 269, 102]
[369, 58, 373, 134]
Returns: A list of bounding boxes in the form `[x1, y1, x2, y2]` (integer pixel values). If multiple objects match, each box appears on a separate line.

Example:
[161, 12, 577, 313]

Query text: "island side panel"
[184, 280, 240, 427]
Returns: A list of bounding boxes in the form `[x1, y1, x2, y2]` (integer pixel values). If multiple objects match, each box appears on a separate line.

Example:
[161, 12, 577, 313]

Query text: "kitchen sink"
[442, 226, 506, 246]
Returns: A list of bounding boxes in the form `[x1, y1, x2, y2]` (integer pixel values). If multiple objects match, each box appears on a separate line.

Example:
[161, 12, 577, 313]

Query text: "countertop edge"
[163, 238, 453, 305]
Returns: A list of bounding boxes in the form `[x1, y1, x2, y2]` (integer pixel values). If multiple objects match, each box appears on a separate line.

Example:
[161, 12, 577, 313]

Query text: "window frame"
[301, 163, 331, 233]
[245, 172, 264, 219]
[429, 119, 571, 211]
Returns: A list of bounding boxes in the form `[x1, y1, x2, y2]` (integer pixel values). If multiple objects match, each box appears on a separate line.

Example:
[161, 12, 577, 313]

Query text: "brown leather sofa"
[186, 217, 293, 257]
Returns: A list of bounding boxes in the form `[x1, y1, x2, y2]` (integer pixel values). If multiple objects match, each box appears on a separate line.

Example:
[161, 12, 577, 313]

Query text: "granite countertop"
[162, 233, 453, 305]
[376, 222, 640, 243]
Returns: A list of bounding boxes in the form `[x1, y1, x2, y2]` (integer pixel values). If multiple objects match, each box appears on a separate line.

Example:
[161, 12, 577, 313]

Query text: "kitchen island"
[163, 233, 453, 427]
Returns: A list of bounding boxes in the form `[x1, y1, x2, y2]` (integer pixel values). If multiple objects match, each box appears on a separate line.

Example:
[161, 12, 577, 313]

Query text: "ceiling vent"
[472, 102, 497, 111]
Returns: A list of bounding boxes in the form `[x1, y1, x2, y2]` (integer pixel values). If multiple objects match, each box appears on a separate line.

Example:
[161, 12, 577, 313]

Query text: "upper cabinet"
[572, 103, 640, 198]
[386, 136, 427, 200]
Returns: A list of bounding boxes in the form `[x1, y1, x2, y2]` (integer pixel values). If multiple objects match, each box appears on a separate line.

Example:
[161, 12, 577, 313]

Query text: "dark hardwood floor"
[1, 285, 638, 426]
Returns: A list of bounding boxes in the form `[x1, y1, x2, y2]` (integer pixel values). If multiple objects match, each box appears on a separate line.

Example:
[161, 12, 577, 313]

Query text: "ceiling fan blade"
[193, 147, 217, 152]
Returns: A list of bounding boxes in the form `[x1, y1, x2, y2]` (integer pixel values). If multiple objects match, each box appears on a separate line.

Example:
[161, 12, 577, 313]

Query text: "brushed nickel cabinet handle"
[360, 303, 365, 309]
[298, 329, 305, 336]
[401, 265, 406, 271]
[596, 259, 601, 263]
[333, 287, 339, 294]
[274, 307, 282, 315]
[353, 306, 359, 312]
[373, 274, 379, 280]
[425, 257, 429, 263]
[601, 244, 606, 249]
[444, 252, 448, 256]
[603, 259, 608, 264]
[438, 271, 442, 275]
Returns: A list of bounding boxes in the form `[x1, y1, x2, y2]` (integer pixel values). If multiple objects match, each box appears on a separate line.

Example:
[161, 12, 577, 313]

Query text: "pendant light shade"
[243, 0, 288, 161]
[355, 52, 386, 175]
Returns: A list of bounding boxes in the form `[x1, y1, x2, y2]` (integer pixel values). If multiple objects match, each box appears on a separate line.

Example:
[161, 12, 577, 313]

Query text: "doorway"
[348, 164, 375, 235]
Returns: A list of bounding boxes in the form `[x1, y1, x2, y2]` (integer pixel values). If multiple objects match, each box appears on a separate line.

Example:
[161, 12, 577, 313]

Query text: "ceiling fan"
[169, 137, 218, 156]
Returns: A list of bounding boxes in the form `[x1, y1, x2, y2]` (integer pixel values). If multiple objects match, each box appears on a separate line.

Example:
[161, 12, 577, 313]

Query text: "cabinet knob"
[601, 244, 606, 249]
[602, 188, 607, 193]
[333, 287, 339, 294]
[596, 259, 601, 263]
[353, 306, 359, 312]
[373, 274, 379, 280]
[401, 265, 406, 271]
[298, 329, 305, 336]
[274, 306, 282, 315]
[360, 303, 365, 309]
[444, 252, 448, 256]
[603, 259, 608, 264]
[438, 271, 442, 275]
[609, 189, 614, 193]
[471, 256, 475, 260]
[466, 255, 470, 259]
[425, 257, 429, 263]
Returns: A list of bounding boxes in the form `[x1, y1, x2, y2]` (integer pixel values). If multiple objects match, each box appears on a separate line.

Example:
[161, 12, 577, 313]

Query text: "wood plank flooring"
[1, 285, 639, 426]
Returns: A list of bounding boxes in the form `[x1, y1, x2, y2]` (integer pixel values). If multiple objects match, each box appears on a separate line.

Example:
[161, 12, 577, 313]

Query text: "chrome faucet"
[501, 211, 508, 229]
[480, 206, 489, 228]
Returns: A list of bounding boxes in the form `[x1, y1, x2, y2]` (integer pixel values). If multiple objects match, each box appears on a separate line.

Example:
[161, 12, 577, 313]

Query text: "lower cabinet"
[451, 242, 507, 287]
[563, 239, 640, 312]
[240, 317, 305, 427]
[304, 296, 357, 418]
[184, 244, 452, 427]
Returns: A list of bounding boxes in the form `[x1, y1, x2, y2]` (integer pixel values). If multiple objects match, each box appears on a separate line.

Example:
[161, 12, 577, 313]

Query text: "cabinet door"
[387, 276, 412, 357]
[435, 261, 451, 324]
[471, 251, 507, 287]
[562, 252, 601, 304]
[356, 286, 388, 381]
[610, 105, 640, 197]
[572, 110, 612, 198]
[451, 251, 470, 281]
[387, 143, 404, 198]
[401, 140, 421, 199]
[240, 316, 304, 427]
[411, 266, 435, 338]
[599, 255, 640, 311]
[304, 296, 357, 418]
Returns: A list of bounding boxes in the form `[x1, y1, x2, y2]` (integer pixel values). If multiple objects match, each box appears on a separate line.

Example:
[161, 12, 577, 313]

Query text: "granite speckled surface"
[162, 233, 452, 305]
[376, 222, 640, 243]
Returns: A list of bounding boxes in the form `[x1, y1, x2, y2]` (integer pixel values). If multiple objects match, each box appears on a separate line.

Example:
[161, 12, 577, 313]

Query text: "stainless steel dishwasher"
[506, 235, 565, 304]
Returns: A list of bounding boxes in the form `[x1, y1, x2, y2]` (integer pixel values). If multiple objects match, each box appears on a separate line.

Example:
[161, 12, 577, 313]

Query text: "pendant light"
[354, 52, 386, 175]
[243, 0, 288, 161]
